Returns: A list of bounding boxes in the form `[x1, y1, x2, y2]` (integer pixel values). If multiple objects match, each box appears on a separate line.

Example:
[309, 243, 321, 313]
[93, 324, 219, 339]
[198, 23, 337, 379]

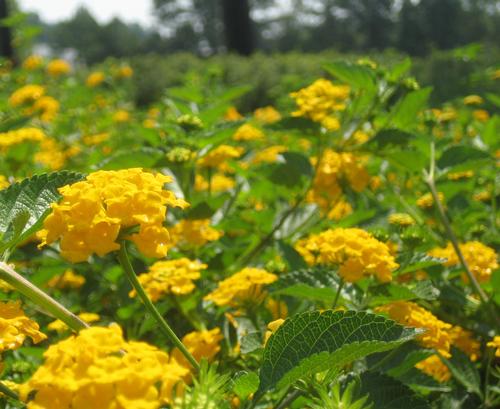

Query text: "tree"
[222, 0, 254, 55]
[0, 0, 14, 62]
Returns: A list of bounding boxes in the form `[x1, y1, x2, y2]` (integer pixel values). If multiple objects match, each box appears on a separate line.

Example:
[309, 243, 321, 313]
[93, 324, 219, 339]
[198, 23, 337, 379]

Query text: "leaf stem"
[0, 261, 88, 331]
[0, 381, 20, 401]
[332, 279, 344, 309]
[117, 243, 200, 371]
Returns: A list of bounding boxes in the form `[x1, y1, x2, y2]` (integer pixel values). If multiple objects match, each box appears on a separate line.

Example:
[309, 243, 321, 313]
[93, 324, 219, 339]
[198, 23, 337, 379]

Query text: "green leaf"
[99, 147, 164, 170]
[0, 171, 84, 253]
[390, 88, 432, 129]
[269, 151, 313, 188]
[186, 194, 229, 220]
[369, 129, 415, 148]
[397, 254, 445, 274]
[268, 117, 320, 134]
[324, 61, 376, 91]
[277, 240, 307, 270]
[258, 310, 420, 393]
[369, 281, 439, 305]
[441, 348, 482, 397]
[437, 146, 490, 169]
[240, 331, 263, 354]
[358, 372, 431, 409]
[232, 371, 259, 400]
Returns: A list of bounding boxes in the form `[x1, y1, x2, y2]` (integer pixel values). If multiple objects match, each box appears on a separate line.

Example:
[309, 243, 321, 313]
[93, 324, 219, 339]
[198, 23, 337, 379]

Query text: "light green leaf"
[232, 372, 259, 400]
[390, 88, 432, 129]
[324, 62, 376, 91]
[258, 310, 420, 393]
[437, 146, 490, 169]
[99, 147, 164, 170]
[0, 171, 84, 254]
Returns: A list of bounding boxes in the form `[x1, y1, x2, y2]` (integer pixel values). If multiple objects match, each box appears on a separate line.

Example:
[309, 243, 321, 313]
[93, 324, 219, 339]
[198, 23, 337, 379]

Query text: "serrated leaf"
[324, 61, 376, 91]
[390, 88, 432, 129]
[98, 147, 164, 170]
[441, 348, 482, 397]
[358, 372, 431, 409]
[437, 146, 490, 169]
[369, 129, 415, 148]
[232, 371, 259, 399]
[369, 281, 439, 305]
[258, 310, 420, 393]
[397, 254, 445, 274]
[0, 171, 84, 253]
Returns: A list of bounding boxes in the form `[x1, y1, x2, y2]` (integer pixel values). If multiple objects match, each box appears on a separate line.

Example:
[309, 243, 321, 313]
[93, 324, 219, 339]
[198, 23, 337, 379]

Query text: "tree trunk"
[0, 0, 15, 63]
[221, 0, 254, 55]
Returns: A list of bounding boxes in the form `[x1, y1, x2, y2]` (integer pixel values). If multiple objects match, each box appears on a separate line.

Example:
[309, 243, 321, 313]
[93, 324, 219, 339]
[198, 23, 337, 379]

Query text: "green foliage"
[258, 310, 420, 393]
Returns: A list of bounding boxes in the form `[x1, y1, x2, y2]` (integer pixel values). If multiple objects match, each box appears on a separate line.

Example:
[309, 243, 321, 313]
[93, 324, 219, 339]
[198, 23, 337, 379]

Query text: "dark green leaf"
[269, 151, 313, 187]
[437, 146, 489, 169]
[258, 310, 420, 393]
[369, 129, 415, 148]
[441, 348, 482, 397]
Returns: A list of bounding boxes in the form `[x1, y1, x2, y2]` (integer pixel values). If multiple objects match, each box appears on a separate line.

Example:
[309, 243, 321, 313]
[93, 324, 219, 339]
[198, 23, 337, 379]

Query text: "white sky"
[18, 0, 155, 26]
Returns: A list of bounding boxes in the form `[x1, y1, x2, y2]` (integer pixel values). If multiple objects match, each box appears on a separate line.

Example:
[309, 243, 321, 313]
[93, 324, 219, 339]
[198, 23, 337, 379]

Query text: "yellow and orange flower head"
[428, 241, 498, 283]
[22, 55, 43, 70]
[295, 228, 398, 283]
[487, 336, 500, 357]
[46, 59, 71, 76]
[0, 175, 9, 190]
[130, 258, 207, 302]
[290, 78, 349, 123]
[20, 324, 189, 408]
[38, 168, 188, 263]
[463, 95, 483, 105]
[253, 106, 282, 124]
[204, 267, 278, 307]
[0, 301, 46, 352]
[168, 219, 222, 250]
[197, 145, 244, 170]
[232, 124, 264, 141]
[251, 145, 287, 165]
[376, 301, 452, 357]
[32, 96, 60, 122]
[195, 173, 235, 192]
[415, 355, 451, 383]
[224, 106, 244, 121]
[449, 326, 481, 361]
[8, 85, 45, 107]
[47, 269, 86, 290]
[86, 71, 105, 87]
[417, 192, 444, 209]
[171, 328, 223, 370]
[0, 128, 46, 150]
[116, 65, 133, 78]
[388, 213, 415, 227]
[113, 109, 131, 123]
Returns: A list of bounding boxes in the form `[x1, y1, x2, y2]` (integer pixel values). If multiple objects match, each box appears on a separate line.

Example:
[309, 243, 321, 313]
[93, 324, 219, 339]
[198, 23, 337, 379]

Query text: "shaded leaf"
[437, 146, 489, 169]
[232, 371, 259, 400]
[441, 348, 482, 397]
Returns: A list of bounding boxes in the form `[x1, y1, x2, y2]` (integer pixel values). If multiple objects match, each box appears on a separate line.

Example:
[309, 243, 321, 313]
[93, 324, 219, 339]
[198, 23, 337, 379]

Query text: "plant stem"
[332, 279, 344, 309]
[0, 261, 88, 331]
[117, 243, 200, 371]
[275, 389, 303, 409]
[0, 381, 20, 401]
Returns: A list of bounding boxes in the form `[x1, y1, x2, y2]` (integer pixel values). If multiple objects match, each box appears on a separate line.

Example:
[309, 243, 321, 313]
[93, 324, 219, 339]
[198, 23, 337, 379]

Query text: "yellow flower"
[204, 267, 278, 307]
[415, 355, 451, 382]
[473, 109, 489, 122]
[264, 318, 285, 344]
[224, 106, 244, 121]
[473, 190, 491, 202]
[266, 298, 288, 320]
[86, 71, 105, 87]
[251, 145, 287, 165]
[47, 312, 100, 333]
[130, 258, 207, 301]
[32, 96, 60, 122]
[197, 145, 244, 170]
[34, 137, 66, 170]
[487, 336, 500, 357]
[0, 175, 9, 190]
[290, 79, 349, 122]
[233, 124, 264, 141]
[46, 59, 71, 76]
[295, 228, 398, 283]
[447, 170, 474, 180]
[388, 213, 415, 227]
[0, 128, 45, 150]
[449, 326, 480, 361]
[377, 301, 452, 357]
[0, 380, 20, 397]
[116, 65, 133, 78]
[171, 328, 223, 369]
[416, 192, 444, 209]
[327, 199, 353, 221]
[253, 106, 281, 123]
[463, 95, 483, 105]
[39, 168, 188, 262]
[8, 85, 45, 107]
[321, 116, 341, 131]
[0, 301, 46, 352]
[113, 109, 131, 123]
[428, 241, 498, 283]
[82, 132, 110, 146]
[194, 173, 235, 192]
[20, 324, 189, 408]
[47, 269, 86, 290]
[168, 219, 222, 249]
[22, 55, 43, 70]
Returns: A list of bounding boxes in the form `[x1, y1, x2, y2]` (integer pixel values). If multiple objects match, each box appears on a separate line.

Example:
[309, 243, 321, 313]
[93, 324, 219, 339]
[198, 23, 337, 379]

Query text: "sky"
[18, 0, 155, 26]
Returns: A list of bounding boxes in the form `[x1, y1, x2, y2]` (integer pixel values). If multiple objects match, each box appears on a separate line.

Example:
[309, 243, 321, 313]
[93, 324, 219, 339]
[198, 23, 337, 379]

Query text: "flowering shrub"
[0, 54, 499, 409]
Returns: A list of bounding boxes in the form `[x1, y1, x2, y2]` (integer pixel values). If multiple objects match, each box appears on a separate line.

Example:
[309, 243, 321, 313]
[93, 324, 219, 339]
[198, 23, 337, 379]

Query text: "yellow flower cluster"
[82, 132, 110, 146]
[388, 213, 415, 226]
[290, 79, 349, 127]
[22, 55, 43, 70]
[131, 258, 207, 301]
[86, 71, 105, 87]
[47, 312, 100, 333]
[197, 145, 244, 169]
[487, 336, 500, 357]
[168, 219, 222, 249]
[32, 96, 60, 122]
[171, 328, 223, 370]
[8, 85, 45, 107]
[0, 175, 9, 190]
[113, 110, 131, 123]
[415, 355, 451, 382]
[463, 95, 483, 105]
[251, 145, 287, 165]
[0, 127, 45, 149]
[428, 241, 498, 283]
[195, 173, 235, 192]
[447, 170, 474, 180]
[39, 168, 188, 262]
[47, 269, 86, 290]
[307, 149, 370, 212]
[264, 318, 285, 344]
[0, 301, 46, 352]
[254, 106, 281, 123]
[449, 325, 481, 361]
[417, 192, 444, 209]
[224, 106, 244, 121]
[204, 267, 278, 307]
[46, 59, 71, 76]
[326, 199, 353, 221]
[377, 301, 452, 357]
[295, 228, 398, 283]
[116, 65, 133, 78]
[232, 124, 264, 141]
[20, 325, 189, 408]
